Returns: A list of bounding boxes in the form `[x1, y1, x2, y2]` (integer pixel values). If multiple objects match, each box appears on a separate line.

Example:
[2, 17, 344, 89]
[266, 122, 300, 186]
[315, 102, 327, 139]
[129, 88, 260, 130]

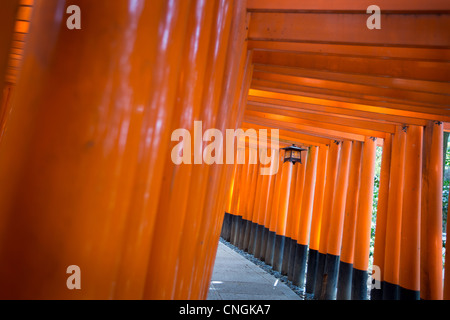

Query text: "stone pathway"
[207, 241, 301, 300]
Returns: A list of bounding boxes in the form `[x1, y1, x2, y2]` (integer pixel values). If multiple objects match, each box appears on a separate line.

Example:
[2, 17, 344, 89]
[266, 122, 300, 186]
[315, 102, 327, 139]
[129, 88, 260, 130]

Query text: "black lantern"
[281, 144, 307, 164]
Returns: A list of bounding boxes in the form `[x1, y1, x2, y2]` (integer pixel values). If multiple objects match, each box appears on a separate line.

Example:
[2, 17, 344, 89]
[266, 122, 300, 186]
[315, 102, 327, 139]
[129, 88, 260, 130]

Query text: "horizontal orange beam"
[248, 41, 450, 62]
[243, 122, 332, 146]
[249, 88, 450, 123]
[253, 64, 450, 96]
[246, 104, 396, 133]
[248, 12, 450, 47]
[245, 114, 377, 143]
[247, 0, 450, 12]
[252, 71, 450, 107]
[247, 96, 429, 127]
[252, 50, 450, 82]
[252, 79, 449, 116]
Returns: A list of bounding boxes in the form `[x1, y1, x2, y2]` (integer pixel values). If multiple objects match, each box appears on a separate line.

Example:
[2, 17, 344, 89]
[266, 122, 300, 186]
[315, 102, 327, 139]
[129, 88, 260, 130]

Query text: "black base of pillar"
[231, 216, 242, 246]
[313, 252, 327, 299]
[259, 227, 268, 261]
[287, 241, 298, 281]
[273, 234, 286, 272]
[305, 249, 319, 294]
[292, 243, 308, 287]
[221, 212, 231, 241]
[248, 222, 257, 254]
[336, 261, 353, 300]
[323, 254, 340, 300]
[382, 281, 399, 300]
[351, 268, 368, 300]
[399, 286, 420, 300]
[254, 224, 264, 259]
[242, 220, 253, 252]
[281, 237, 292, 276]
[264, 231, 276, 266]
[237, 217, 247, 250]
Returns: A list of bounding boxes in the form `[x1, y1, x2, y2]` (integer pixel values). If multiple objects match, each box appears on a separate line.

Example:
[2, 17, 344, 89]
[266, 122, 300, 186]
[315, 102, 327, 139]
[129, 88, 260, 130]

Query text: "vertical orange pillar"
[239, 160, 254, 249]
[323, 140, 353, 300]
[383, 126, 407, 300]
[351, 137, 377, 300]
[370, 134, 392, 300]
[421, 121, 444, 300]
[163, 0, 241, 299]
[235, 157, 250, 247]
[260, 149, 278, 262]
[305, 145, 329, 294]
[229, 162, 244, 244]
[265, 152, 284, 265]
[273, 160, 294, 272]
[292, 146, 318, 287]
[248, 162, 264, 254]
[281, 160, 299, 275]
[245, 160, 260, 251]
[337, 141, 363, 300]
[399, 125, 423, 299]
[0, 0, 189, 300]
[288, 150, 308, 280]
[314, 141, 341, 298]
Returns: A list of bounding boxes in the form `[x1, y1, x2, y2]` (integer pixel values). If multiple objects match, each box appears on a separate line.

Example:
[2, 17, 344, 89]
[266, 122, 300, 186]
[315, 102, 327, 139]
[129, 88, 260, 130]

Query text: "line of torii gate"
[0, 0, 448, 300]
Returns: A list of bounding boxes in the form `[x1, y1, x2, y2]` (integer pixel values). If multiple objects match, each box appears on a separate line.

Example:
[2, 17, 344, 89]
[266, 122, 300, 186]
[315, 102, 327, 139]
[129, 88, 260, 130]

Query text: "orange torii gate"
[0, 0, 448, 301]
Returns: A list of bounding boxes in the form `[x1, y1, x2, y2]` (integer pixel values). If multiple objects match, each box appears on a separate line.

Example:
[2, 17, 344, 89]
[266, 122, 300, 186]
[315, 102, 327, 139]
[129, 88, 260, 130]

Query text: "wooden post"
[399, 125, 423, 299]
[323, 140, 353, 300]
[421, 121, 444, 300]
[314, 141, 341, 298]
[305, 145, 329, 294]
[336, 141, 363, 300]
[351, 137, 377, 300]
[292, 146, 318, 287]
[383, 126, 407, 300]
[370, 134, 392, 300]
[273, 161, 294, 272]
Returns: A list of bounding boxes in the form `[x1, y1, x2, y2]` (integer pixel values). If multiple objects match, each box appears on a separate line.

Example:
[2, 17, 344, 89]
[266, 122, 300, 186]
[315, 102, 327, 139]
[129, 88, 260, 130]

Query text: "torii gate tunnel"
[0, 0, 449, 300]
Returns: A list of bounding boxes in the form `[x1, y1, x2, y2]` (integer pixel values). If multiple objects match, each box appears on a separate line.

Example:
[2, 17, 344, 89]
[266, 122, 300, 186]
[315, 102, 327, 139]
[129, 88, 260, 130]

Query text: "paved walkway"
[207, 242, 301, 300]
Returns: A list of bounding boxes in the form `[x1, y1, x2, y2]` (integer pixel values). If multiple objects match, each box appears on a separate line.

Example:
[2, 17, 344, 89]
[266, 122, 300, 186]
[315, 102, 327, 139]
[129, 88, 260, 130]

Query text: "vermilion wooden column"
[229, 163, 244, 244]
[314, 141, 341, 298]
[192, 1, 251, 299]
[421, 121, 444, 300]
[288, 151, 307, 280]
[273, 160, 294, 272]
[323, 140, 353, 300]
[281, 160, 299, 275]
[351, 137, 377, 300]
[399, 125, 423, 300]
[161, 0, 244, 300]
[337, 141, 363, 300]
[305, 145, 328, 294]
[0, 0, 190, 300]
[383, 126, 407, 300]
[370, 134, 392, 300]
[258, 150, 277, 259]
[244, 160, 259, 251]
[249, 162, 264, 254]
[236, 160, 250, 247]
[292, 146, 318, 287]
[265, 153, 284, 266]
